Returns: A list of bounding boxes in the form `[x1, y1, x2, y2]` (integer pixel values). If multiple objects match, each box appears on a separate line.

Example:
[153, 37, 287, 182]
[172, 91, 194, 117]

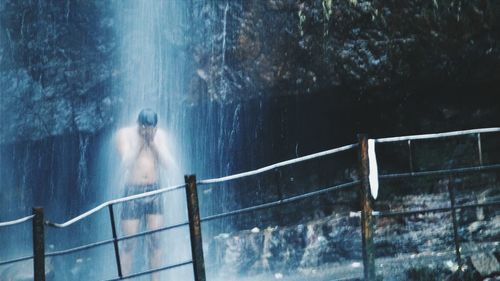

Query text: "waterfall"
[0, 1, 247, 279]
[107, 0, 193, 279]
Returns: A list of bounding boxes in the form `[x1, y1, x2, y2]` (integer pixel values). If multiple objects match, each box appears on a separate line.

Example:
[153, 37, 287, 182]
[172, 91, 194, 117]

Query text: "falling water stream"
[108, 0, 194, 279]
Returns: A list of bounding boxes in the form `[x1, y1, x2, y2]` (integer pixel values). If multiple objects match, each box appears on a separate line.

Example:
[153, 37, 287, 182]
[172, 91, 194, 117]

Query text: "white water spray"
[219, 2, 230, 100]
[108, 0, 193, 280]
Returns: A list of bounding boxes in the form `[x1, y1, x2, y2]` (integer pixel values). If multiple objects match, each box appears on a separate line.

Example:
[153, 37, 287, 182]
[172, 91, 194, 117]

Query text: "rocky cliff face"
[0, 0, 117, 143]
[190, 0, 500, 102]
[195, 0, 499, 142]
[1, 0, 500, 143]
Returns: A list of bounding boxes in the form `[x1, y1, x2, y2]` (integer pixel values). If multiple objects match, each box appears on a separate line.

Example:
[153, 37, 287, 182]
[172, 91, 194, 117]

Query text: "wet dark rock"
[0, 0, 117, 143]
[186, 0, 500, 141]
[471, 252, 500, 277]
[405, 265, 452, 281]
[208, 214, 361, 277]
[206, 177, 500, 279]
[445, 258, 483, 281]
[190, 0, 500, 102]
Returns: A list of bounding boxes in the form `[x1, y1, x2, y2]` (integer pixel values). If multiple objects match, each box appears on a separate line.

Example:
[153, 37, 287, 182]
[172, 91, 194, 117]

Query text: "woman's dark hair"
[137, 108, 158, 127]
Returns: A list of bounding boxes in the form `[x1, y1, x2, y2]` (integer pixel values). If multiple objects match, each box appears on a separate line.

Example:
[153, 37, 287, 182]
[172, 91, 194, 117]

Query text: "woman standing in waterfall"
[115, 108, 178, 280]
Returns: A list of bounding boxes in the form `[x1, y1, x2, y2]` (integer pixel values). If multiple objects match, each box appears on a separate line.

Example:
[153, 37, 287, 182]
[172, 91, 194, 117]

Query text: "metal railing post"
[274, 168, 284, 202]
[185, 175, 206, 281]
[408, 140, 415, 174]
[447, 178, 463, 267]
[358, 134, 376, 281]
[32, 207, 45, 281]
[108, 204, 123, 279]
[476, 133, 483, 166]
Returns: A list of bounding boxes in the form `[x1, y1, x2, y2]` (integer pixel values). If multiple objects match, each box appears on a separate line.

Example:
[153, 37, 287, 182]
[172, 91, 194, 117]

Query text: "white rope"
[376, 127, 500, 143]
[0, 215, 35, 228]
[48, 184, 185, 228]
[198, 143, 358, 184]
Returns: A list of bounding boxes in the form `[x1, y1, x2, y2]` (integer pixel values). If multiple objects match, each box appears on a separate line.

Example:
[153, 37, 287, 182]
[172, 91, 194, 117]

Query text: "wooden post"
[185, 175, 206, 281]
[108, 204, 123, 278]
[358, 134, 376, 280]
[32, 207, 45, 281]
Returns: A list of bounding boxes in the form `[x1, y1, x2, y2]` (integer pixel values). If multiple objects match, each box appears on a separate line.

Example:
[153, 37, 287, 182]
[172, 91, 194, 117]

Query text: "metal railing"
[0, 215, 34, 228]
[373, 127, 500, 272]
[0, 184, 194, 281]
[0, 214, 36, 268]
[49, 183, 194, 281]
[1, 127, 500, 281]
[192, 127, 500, 280]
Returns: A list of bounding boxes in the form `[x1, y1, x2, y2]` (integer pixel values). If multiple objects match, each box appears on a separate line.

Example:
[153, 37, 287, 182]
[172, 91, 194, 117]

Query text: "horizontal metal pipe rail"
[374, 200, 500, 218]
[42, 220, 191, 278]
[0, 216, 36, 266]
[103, 260, 193, 281]
[45, 238, 114, 258]
[201, 180, 360, 222]
[0, 213, 37, 269]
[43, 220, 188, 258]
[330, 277, 365, 281]
[46, 184, 185, 228]
[0, 254, 34, 267]
[117, 221, 190, 243]
[379, 163, 500, 180]
[42, 219, 192, 280]
[0, 215, 35, 227]
[198, 143, 358, 184]
[376, 127, 500, 143]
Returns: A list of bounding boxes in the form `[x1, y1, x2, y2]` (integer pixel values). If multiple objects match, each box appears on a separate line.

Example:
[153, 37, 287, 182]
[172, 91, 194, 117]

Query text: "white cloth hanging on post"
[368, 139, 379, 200]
